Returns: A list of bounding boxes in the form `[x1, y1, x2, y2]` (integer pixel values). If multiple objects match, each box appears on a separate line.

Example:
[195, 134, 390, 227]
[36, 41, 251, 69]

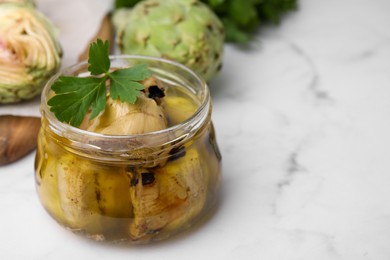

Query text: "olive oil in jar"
[35, 56, 222, 243]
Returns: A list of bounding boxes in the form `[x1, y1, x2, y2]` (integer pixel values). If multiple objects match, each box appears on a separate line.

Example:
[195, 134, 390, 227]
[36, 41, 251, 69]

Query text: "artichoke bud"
[0, 3, 62, 103]
[114, 0, 224, 82]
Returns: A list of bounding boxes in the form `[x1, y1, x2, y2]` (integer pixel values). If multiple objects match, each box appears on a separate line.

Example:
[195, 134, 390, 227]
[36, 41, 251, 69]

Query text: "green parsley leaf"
[88, 39, 110, 75]
[109, 78, 144, 104]
[110, 63, 152, 81]
[48, 39, 152, 127]
[48, 76, 107, 127]
[89, 79, 107, 120]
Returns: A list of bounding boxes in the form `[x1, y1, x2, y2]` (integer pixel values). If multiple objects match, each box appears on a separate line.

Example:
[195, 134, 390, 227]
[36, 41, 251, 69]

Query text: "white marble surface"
[1, 0, 390, 259]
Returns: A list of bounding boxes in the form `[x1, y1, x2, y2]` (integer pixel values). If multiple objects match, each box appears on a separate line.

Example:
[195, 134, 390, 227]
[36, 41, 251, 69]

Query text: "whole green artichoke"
[0, 3, 62, 103]
[114, 0, 224, 81]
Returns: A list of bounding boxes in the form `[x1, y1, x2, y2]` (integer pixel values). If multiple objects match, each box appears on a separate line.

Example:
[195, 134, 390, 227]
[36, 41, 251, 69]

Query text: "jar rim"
[40, 55, 210, 145]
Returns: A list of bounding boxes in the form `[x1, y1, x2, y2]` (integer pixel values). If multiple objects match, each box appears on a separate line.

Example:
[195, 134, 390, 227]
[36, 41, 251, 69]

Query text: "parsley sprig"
[48, 39, 152, 127]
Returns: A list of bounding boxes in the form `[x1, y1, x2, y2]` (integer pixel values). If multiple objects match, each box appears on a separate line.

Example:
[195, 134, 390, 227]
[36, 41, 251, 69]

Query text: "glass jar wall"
[34, 56, 222, 243]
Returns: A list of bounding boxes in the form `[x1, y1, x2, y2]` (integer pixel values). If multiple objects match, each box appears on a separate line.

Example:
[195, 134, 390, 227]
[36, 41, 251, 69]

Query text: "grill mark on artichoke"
[168, 145, 186, 162]
[131, 177, 139, 187]
[126, 170, 138, 187]
[141, 172, 155, 186]
[93, 172, 105, 214]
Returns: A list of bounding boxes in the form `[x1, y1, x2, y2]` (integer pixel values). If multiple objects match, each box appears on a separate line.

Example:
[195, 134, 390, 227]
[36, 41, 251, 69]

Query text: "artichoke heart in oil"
[35, 72, 221, 243]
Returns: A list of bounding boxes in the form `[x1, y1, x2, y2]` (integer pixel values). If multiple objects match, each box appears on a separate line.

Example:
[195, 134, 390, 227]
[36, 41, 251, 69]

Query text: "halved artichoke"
[0, 3, 62, 103]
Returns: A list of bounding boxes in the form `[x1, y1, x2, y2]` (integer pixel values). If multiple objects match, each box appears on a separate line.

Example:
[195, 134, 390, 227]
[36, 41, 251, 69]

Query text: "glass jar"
[34, 55, 222, 243]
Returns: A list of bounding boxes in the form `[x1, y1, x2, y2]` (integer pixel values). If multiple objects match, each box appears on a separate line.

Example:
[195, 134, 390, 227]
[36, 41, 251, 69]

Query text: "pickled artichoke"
[36, 70, 220, 242]
[56, 155, 133, 234]
[113, 0, 224, 81]
[0, 3, 61, 103]
[128, 148, 207, 240]
[80, 94, 167, 135]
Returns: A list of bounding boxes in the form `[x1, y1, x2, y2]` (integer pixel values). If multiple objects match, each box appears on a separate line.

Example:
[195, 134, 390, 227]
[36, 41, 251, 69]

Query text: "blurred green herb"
[114, 0, 298, 43]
